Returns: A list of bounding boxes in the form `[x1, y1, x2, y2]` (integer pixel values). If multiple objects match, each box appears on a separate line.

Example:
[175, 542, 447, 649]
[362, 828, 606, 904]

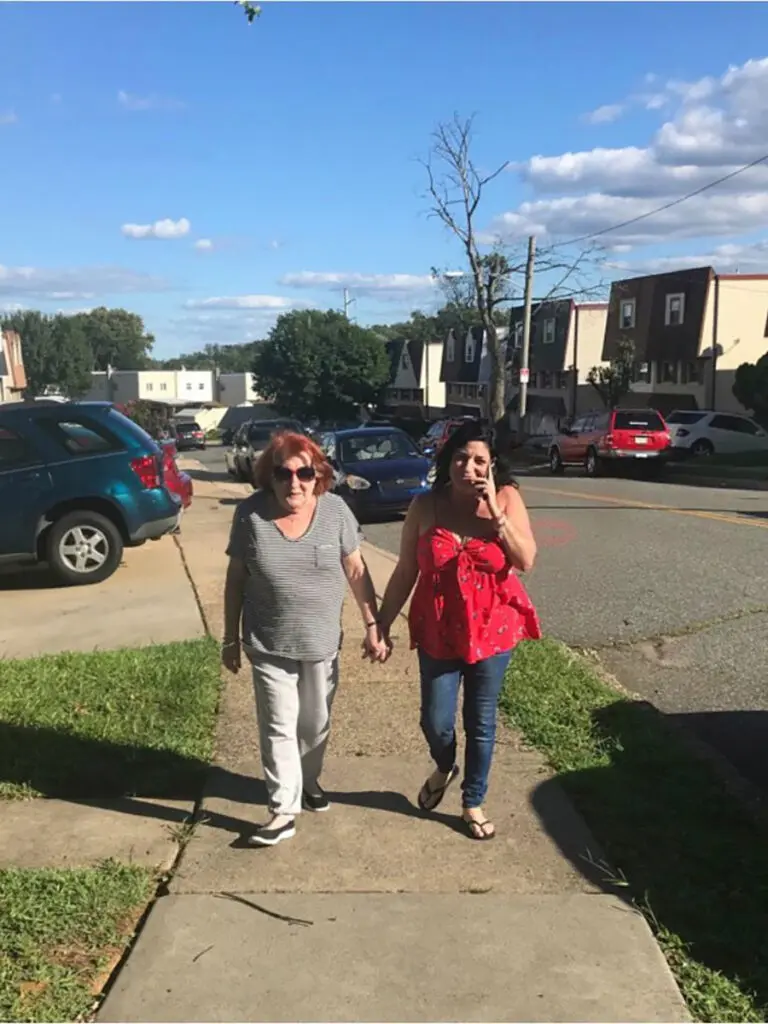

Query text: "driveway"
[363, 474, 768, 792]
[0, 534, 205, 660]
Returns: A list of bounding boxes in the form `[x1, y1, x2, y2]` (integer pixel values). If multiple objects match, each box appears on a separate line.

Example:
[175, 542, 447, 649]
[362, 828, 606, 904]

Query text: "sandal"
[464, 815, 496, 841]
[418, 765, 459, 812]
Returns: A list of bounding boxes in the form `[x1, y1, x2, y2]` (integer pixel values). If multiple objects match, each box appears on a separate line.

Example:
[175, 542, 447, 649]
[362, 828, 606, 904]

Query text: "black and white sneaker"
[247, 818, 296, 847]
[302, 786, 330, 812]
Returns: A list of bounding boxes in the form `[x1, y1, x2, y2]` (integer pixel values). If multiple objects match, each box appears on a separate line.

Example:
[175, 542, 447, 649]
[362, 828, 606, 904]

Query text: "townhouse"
[603, 266, 768, 414]
[0, 329, 26, 403]
[381, 336, 446, 419]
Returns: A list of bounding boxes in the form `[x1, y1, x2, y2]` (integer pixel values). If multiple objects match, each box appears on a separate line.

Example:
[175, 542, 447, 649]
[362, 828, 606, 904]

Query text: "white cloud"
[122, 217, 191, 240]
[0, 264, 170, 299]
[496, 56, 768, 247]
[194, 238, 214, 251]
[583, 103, 624, 125]
[610, 240, 768, 276]
[117, 90, 184, 112]
[184, 295, 293, 311]
[489, 191, 768, 247]
[170, 310, 285, 344]
[0, 110, 17, 126]
[280, 271, 437, 300]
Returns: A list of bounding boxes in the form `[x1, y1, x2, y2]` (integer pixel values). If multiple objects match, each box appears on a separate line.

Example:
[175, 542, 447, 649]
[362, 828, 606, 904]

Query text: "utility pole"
[518, 235, 536, 434]
[342, 288, 356, 320]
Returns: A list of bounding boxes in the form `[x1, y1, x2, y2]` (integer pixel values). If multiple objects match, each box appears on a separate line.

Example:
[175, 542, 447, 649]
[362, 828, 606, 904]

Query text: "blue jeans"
[417, 649, 512, 809]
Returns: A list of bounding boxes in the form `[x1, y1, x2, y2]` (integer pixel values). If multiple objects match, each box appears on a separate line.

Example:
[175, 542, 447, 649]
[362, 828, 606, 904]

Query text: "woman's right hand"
[221, 639, 241, 674]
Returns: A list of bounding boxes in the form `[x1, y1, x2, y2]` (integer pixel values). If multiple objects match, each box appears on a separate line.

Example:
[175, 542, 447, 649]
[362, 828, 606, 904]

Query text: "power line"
[552, 151, 768, 250]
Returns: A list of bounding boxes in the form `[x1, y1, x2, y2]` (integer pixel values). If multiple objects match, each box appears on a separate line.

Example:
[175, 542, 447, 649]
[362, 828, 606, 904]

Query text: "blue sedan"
[321, 426, 433, 520]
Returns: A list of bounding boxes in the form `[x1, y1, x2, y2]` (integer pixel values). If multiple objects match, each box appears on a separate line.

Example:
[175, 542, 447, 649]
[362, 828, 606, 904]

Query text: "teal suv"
[0, 401, 181, 586]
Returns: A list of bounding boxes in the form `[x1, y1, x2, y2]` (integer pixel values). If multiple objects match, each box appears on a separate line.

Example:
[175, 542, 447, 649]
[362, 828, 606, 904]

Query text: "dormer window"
[620, 298, 636, 330]
[665, 293, 685, 326]
[400, 348, 409, 370]
[464, 331, 476, 363]
[543, 319, 556, 345]
[446, 333, 455, 362]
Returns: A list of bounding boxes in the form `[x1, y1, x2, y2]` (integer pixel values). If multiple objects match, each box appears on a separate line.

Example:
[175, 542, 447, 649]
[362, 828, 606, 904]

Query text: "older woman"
[222, 430, 389, 847]
[378, 420, 540, 841]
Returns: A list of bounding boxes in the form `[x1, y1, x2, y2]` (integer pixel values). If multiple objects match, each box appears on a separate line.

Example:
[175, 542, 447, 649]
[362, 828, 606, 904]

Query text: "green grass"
[0, 861, 154, 1023]
[0, 638, 221, 800]
[501, 639, 768, 1023]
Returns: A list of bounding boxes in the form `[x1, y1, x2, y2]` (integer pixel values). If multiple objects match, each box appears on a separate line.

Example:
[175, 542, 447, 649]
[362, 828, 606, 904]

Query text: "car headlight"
[344, 474, 371, 491]
[426, 466, 436, 484]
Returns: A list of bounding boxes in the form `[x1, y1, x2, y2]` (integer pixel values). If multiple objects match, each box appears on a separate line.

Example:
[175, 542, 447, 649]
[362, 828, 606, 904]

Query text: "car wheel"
[46, 510, 124, 586]
[549, 447, 565, 474]
[691, 438, 714, 457]
[584, 448, 600, 477]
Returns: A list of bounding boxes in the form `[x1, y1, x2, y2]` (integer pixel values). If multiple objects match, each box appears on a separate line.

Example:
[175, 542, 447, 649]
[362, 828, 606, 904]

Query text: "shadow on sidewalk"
[0, 722, 467, 839]
[530, 700, 768, 1016]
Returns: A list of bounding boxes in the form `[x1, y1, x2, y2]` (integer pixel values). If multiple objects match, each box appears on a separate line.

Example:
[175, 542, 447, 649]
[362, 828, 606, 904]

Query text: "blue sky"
[2, 1, 768, 358]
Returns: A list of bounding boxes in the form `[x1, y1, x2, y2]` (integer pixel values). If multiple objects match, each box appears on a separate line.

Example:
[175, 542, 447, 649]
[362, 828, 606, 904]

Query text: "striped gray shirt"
[226, 490, 361, 662]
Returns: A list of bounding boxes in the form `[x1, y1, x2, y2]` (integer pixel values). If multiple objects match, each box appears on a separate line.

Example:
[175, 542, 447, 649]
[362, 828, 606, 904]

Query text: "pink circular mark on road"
[532, 517, 578, 549]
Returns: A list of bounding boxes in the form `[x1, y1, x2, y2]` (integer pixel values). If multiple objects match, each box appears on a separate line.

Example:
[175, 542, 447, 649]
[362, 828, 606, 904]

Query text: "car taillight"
[131, 454, 161, 489]
[603, 433, 615, 448]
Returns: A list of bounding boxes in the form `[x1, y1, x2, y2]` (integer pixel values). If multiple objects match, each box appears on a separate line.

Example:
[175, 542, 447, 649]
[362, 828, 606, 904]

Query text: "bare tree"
[423, 114, 604, 424]
[587, 338, 635, 409]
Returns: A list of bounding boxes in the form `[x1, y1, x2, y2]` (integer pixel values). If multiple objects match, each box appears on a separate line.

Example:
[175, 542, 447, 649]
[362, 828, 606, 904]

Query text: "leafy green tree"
[587, 338, 635, 410]
[253, 310, 390, 422]
[733, 353, 768, 427]
[157, 341, 261, 373]
[74, 307, 155, 370]
[1, 310, 93, 398]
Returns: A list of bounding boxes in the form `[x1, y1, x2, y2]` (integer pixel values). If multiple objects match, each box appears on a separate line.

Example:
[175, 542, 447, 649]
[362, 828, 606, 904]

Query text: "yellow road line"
[523, 483, 768, 531]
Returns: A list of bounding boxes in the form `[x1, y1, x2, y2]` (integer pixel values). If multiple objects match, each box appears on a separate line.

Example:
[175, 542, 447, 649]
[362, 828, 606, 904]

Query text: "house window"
[400, 348, 409, 370]
[160, 383, 167, 392]
[634, 361, 650, 384]
[543, 319, 555, 344]
[619, 298, 636, 330]
[198, 382, 205, 390]
[146, 382, 154, 392]
[657, 360, 677, 384]
[446, 334, 455, 362]
[680, 361, 700, 385]
[186, 383, 192, 390]
[665, 293, 685, 326]
[465, 333, 476, 363]
[513, 323, 524, 349]
[556, 371, 569, 390]
[539, 370, 553, 388]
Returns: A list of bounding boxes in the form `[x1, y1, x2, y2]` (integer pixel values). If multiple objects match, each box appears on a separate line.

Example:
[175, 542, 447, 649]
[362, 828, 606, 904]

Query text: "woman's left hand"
[473, 470, 502, 520]
[361, 625, 391, 662]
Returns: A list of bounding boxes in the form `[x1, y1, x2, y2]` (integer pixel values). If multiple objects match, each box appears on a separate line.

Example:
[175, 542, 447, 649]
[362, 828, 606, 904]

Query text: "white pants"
[249, 651, 339, 816]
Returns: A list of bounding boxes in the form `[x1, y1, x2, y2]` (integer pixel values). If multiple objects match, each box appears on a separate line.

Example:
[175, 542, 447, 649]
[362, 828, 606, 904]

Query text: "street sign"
[519, 368, 530, 384]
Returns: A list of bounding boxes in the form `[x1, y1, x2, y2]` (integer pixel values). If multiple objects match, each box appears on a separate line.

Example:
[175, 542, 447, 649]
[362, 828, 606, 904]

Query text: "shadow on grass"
[531, 700, 768, 1019]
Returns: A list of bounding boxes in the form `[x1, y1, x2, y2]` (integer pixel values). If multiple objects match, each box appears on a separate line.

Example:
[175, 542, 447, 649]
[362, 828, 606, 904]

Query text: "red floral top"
[408, 526, 542, 664]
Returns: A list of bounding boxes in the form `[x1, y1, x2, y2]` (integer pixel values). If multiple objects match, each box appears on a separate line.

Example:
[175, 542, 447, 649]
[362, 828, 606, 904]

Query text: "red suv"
[549, 408, 672, 477]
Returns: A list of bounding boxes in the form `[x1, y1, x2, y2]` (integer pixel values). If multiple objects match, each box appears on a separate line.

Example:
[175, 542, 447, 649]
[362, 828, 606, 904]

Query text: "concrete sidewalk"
[99, 491, 689, 1023]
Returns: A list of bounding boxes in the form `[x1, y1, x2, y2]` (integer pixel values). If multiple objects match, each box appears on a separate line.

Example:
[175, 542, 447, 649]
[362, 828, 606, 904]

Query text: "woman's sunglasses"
[273, 465, 316, 483]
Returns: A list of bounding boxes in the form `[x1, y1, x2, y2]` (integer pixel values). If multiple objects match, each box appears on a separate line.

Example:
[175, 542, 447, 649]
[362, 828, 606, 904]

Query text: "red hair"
[253, 430, 334, 495]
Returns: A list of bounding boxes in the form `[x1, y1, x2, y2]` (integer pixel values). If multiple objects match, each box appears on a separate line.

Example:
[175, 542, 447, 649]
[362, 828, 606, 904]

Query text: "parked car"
[173, 420, 206, 451]
[0, 401, 182, 585]
[320, 426, 431, 520]
[419, 416, 476, 457]
[666, 409, 768, 457]
[548, 408, 672, 477]
[160, 440, 193, 510]
[225, 418, 304, 482]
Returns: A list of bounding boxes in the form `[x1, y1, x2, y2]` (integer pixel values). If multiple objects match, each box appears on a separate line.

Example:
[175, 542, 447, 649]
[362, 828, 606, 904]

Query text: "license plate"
[634, 436, 648, 445]
[633, 452, 650, 458]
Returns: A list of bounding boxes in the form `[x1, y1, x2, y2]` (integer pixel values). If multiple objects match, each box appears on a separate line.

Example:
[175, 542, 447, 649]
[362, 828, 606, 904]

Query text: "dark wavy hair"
[432, 419, 518, 491]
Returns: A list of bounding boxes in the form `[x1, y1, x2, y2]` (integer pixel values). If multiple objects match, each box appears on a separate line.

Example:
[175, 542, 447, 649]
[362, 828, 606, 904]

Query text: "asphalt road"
[201, 445, 768, 792]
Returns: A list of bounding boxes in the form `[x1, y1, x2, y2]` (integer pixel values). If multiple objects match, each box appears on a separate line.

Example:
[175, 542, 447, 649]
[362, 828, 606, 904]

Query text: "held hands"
[361, 622, 392, 663]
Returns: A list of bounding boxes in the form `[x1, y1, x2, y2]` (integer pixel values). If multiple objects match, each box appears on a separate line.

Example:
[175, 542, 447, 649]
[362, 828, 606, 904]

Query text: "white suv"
[666, 409, 768, 456]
